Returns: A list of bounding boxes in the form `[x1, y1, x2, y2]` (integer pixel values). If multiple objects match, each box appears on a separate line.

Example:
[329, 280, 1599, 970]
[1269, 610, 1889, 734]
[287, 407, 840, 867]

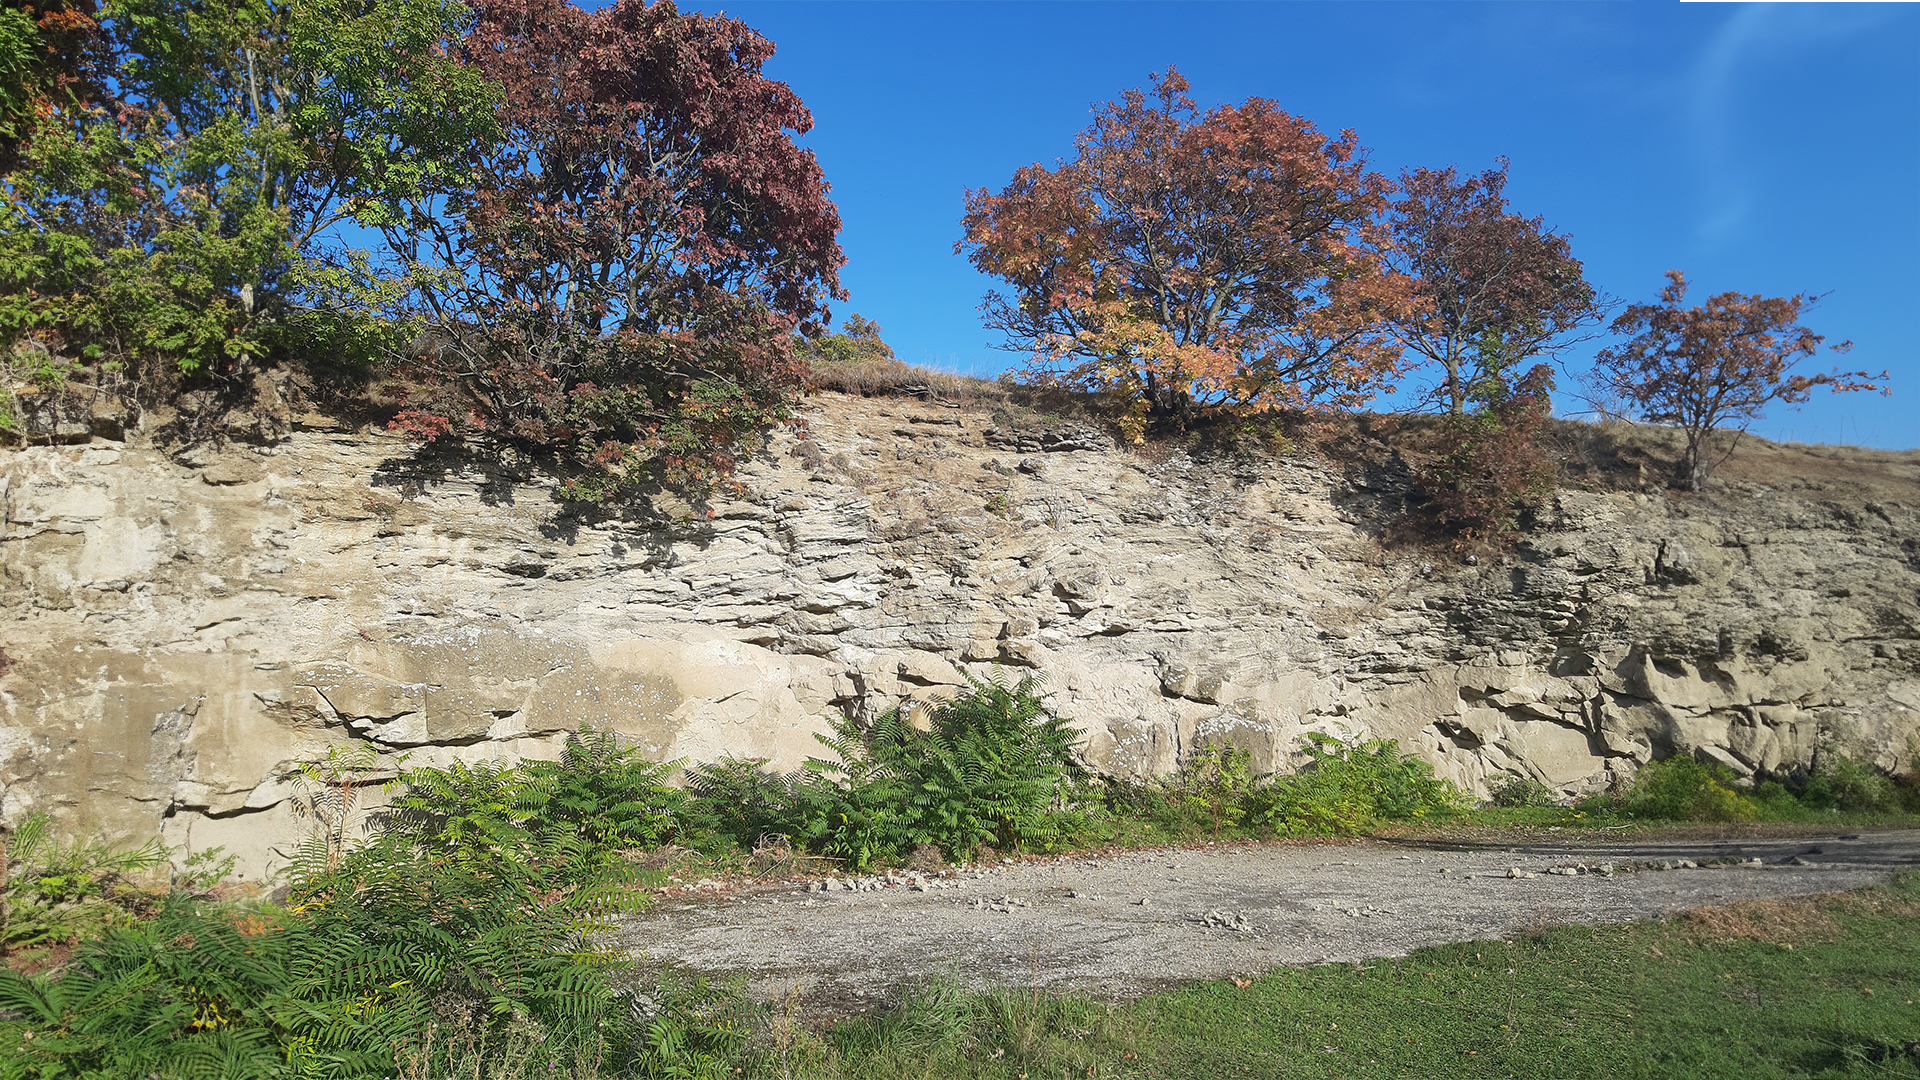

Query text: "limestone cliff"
[4, 393, 1917, 875]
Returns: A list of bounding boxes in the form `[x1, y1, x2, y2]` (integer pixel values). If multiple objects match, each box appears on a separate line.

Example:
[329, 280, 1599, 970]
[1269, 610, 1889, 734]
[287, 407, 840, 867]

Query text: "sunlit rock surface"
[4, 394, 1916, 875]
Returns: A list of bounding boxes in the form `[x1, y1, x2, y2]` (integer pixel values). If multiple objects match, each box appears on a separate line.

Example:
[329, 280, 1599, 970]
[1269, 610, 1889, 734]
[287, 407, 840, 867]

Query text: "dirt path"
[616, 829, 1920, 1016]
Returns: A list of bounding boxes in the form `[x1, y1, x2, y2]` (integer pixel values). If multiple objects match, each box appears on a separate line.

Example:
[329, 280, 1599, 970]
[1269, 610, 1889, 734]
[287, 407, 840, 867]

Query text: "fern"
[684, 755, 804, 846]
[1, 810, 168, 955]
[739, 670, 1095, 870]
[1248, 733, 1463, 836]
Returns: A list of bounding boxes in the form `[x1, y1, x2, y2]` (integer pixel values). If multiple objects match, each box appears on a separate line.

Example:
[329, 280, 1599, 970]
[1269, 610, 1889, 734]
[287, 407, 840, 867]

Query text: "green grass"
[768, 870, 1920, 1080]
[1075, 802, 1920, 855]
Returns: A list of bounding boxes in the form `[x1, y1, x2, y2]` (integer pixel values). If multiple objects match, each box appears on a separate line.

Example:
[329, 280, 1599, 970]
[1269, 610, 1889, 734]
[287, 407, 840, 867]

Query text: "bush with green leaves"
[0, 0, 496, 424]
[684, 754, 804, 848]
[689, 673, 1094, 871]
[0, 829, 665, 1079]
[1615, 756, 1757, 822]
[0, 811, 167, 958]
[0, 730, 722, 1080]
[1488, 775, 1558, 809]
[1797, 753, 1902, 814]
[1106, 743, 1257, 837]
[1249, 733, 1463, 836]
[1105, 734, 1461, 840]
[385, 725, 687, 865]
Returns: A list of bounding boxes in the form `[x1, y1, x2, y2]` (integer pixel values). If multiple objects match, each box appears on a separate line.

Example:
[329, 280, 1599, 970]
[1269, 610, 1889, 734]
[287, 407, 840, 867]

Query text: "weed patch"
[1682, 897, 1845, 947]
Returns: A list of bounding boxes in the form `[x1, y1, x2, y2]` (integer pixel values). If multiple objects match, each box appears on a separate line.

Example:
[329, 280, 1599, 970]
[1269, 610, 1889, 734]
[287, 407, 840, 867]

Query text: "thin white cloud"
[1686, 4, 1895, 251]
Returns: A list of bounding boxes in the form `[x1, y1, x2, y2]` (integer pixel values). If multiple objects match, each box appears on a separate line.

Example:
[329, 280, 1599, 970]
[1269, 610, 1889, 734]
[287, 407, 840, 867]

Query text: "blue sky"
[675, 1, 1918, 450]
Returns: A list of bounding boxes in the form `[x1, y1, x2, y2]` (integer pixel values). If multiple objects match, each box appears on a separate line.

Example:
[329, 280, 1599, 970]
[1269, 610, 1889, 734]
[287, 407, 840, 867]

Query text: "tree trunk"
[1677, 433, 1707, 492]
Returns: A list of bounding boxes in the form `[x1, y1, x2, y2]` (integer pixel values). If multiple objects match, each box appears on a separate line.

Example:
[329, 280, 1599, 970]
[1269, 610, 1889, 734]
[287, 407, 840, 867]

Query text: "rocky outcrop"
[4, 395, 1917, 876]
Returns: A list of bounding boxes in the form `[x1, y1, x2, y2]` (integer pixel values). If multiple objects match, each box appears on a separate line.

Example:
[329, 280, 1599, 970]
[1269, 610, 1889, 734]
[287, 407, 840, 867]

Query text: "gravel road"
[616, 829, 1920, 1015]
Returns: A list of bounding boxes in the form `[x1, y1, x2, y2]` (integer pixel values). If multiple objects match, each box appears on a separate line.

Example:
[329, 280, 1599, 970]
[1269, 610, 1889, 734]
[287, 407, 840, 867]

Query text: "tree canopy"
[1388, 160, 1598, 416]
[1593, 271, 1886, 490]
[384, 0, 844, 498]
[959, 67, 1416, 427]
[0, 0, 497, 420]
[1, 0, 842, 498]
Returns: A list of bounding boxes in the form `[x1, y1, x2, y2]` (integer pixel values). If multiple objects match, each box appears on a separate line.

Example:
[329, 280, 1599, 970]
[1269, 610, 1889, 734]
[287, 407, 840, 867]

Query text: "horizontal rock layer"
[3, 395, 1917, 875]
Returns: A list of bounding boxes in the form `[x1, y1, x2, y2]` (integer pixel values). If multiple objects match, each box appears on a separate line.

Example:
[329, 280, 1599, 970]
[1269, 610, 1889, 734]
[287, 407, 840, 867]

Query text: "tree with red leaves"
[0, 0, 111, 173]
[1388, 160, 1598, 416]
[388, 0, 843, 500]
[958, 68, 1413, 430]
[1593, 271, 1887, 491]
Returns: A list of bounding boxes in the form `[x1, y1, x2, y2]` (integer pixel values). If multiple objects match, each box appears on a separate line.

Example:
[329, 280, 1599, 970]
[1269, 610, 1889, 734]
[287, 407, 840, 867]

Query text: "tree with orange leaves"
[1593, 272, 1887, 491]
[958, 68, 1415, 426]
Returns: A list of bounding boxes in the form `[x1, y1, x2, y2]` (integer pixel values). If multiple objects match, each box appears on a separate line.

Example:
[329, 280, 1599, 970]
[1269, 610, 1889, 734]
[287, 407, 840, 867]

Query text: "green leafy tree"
[1387, 160, 1599, 417]
[0, 0, 496, 421]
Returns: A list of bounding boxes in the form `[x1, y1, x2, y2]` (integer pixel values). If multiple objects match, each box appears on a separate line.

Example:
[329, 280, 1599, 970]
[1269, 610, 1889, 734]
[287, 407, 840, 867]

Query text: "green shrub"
[385, 757, 544, 860]
[1621, 756, 1757, 822]
[1897, 772, 1920, 814]
[1109, 744, 1258, 836]
[0, 731, 740, 1080]
[1751, 779, 1804, 816]
[0, 824, 666, 1080]
[0, 811, 167, 958]
[1798, 754, 1901, 814]
[686, 754, 804, 847]
[386, 725, 687, 865]
[527, 726, 687, 849]
[1488, 775, 1557, 809]
[693, 673, 1094, 870]
[1106, 734, 1460, 839]
[1250, 734, 1462, 836]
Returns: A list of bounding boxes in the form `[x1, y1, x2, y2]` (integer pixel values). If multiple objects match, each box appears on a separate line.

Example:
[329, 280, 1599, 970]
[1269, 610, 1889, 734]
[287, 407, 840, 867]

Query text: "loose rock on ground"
[618, 829, 1920, 1017]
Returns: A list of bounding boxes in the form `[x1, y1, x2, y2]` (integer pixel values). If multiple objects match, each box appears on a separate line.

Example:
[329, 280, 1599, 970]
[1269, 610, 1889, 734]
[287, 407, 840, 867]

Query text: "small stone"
[1203, 909, 1252, 932]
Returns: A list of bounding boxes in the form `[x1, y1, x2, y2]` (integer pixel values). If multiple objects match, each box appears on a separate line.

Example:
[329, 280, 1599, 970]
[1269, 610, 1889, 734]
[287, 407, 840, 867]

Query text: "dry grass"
[1682, 896, 1844, 946]
[1682, 883, 1920, 948]
[806, 358, 1007, 405]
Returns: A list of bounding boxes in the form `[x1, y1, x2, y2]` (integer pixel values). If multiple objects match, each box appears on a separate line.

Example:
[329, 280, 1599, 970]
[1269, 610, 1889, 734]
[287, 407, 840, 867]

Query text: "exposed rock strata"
[3, 395, 1916, 875]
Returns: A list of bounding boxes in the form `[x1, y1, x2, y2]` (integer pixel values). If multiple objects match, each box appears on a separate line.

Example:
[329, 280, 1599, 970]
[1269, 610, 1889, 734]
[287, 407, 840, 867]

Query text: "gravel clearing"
[616, 828, 1920, 1016]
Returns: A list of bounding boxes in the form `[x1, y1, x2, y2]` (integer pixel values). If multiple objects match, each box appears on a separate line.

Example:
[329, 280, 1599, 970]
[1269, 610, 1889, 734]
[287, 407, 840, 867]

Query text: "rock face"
[4, 394, 1917, 875]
